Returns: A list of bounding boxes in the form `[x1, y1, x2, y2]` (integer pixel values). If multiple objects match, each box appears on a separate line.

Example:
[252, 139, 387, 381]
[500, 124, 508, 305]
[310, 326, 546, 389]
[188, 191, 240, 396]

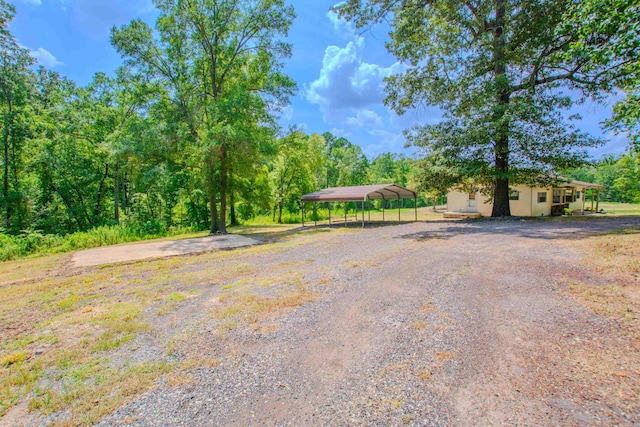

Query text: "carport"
[300, 184, 417, 227]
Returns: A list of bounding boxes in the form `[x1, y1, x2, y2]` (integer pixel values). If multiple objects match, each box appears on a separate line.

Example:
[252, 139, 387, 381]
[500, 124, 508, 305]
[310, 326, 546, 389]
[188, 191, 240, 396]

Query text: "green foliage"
[270, 131, 325, 223]
[111, 0, 296, 234]
[564, 151, 640, 203]
[559, 0, 640, 146]
[337, 0, 630, 217]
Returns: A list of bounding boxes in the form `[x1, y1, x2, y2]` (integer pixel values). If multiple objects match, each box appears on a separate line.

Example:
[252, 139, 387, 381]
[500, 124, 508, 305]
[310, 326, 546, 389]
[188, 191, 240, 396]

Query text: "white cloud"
[365, 129, 406, 156]
[326, 10, 355, 39]
[345, 109, 383, 128]
[21, 0, 42, 5]
[30, 47, 63, 67]
[306, 36, 404, 121]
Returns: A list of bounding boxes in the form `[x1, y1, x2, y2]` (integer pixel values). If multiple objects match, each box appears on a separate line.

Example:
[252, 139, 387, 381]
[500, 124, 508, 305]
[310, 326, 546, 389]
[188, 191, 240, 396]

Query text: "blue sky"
[10, 0, 630, 160]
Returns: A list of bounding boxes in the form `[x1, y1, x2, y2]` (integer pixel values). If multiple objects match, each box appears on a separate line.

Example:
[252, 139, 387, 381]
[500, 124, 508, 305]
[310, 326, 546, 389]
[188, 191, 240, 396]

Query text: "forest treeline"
[1, 1, 423, 241]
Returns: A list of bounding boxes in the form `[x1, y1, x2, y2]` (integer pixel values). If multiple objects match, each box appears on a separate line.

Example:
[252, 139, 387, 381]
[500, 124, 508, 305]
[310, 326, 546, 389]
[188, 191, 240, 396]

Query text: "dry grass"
[0, 254, 68, 286]
[435, 351, 456, 360]
[568, 227, 640, 331]
[0, 226, 320, 425]
[415, 368, 433, 381]
[560, 227, 640, 417]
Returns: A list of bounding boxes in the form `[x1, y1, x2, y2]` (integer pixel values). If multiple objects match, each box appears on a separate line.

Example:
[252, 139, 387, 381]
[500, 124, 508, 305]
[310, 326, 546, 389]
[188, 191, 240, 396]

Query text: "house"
[446, 179, 605, 217]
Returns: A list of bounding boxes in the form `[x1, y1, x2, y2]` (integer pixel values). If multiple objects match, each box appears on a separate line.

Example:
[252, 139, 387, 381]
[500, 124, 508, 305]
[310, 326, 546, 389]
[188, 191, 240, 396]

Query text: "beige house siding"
[447, 184, 594, 217]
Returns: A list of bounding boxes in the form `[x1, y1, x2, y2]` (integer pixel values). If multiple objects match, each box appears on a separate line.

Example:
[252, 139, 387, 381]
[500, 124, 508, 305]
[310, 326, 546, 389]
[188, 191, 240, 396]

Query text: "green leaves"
[339, 0, 628, 216]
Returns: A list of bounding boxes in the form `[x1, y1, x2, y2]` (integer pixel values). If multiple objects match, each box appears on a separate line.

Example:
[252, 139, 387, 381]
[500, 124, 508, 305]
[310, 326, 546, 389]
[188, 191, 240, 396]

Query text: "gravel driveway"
[97, 217, 640, 426]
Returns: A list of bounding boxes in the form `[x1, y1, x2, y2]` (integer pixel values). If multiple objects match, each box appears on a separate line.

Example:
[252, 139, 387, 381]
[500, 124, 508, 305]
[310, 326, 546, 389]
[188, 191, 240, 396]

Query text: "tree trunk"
[229, 167, 238, 226]
[219, 145, 228, 233]
[3, 100, 13, 229]
[230, 190, 238, 226]
[114, 162, 120, 224]
[2, 120, 10, 229]
[491, 0, 512, 217]
[94, 164, 109, 225]
[209, 190, 218, 234]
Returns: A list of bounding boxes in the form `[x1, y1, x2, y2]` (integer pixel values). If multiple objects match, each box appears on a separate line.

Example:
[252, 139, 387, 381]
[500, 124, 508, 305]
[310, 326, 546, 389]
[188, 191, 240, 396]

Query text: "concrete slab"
[72, 234, 261, 267]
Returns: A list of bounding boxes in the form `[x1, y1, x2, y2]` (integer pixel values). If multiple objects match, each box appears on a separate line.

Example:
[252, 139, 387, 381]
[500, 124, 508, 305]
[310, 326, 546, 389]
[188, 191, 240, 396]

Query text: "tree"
[112, 0, 295, 234]
[270, 131, 324, 224]
[322, 132, 369, 188]
[559, 0, 640, 147]
[0, 1, 35, 232]
[337, 0, 629, 216]
[413, 153, 461, 210]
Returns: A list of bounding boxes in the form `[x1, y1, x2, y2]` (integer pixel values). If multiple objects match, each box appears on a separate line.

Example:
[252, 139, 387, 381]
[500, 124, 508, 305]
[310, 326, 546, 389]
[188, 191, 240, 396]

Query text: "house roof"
[301, 184, 417, 202]
[556, 178, 605, 189]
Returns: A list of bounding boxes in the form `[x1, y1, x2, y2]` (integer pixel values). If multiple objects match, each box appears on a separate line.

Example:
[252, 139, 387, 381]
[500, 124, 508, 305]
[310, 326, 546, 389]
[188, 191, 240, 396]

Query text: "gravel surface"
[91, 216, 640, 426]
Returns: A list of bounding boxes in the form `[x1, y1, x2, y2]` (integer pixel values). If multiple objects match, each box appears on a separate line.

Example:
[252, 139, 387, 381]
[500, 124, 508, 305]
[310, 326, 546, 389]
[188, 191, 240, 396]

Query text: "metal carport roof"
[300, 184, 418, 227]
[300, 184, 416, 202]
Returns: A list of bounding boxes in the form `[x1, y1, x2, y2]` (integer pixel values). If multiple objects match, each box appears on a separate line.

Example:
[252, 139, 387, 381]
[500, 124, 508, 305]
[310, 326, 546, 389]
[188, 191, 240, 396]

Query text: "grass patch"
[0, 224, 201, 261]
[565, 226, 640, 333]
[598, 202, 640, 216]
[213, 290, 317, 327]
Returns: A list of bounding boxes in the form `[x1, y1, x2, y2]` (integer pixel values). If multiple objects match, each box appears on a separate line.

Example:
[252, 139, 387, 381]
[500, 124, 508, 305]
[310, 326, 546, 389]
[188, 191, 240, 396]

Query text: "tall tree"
[322, 132, 369, 188]
[337, 0, 628, 216]
[270, 131, 324, 224]
[112, 0, 295, 233]
[0, 1, 34, 231]
[559, 0, 640, 147]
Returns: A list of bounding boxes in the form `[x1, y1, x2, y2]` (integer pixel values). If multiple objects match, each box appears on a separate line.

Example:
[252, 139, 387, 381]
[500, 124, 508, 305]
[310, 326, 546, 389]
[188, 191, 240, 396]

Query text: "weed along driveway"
[71, 233, 262, 267]
[2, 217, 640, 426]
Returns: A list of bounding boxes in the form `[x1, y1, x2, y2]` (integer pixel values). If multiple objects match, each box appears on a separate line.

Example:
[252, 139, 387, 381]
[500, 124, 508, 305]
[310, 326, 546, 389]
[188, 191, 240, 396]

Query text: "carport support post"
[414, 195, 417, 221]
[344, 203, 347, 227]
[368, 198, 370, 221]
[328, 202, 331, 227]
[398, 195, 401, 221]
[314, 202, 317, 226]
[382, 197, 385, 221]
[362, 200, 365, 228]
[302, 202, 305, 227]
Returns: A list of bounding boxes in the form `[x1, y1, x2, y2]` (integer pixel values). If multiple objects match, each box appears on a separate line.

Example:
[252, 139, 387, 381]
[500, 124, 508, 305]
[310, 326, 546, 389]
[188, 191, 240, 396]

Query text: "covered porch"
[551, 180, 605, 216]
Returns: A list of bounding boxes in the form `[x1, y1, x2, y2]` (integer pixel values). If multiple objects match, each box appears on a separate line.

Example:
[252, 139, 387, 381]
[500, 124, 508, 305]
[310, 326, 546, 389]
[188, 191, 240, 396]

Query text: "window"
[509, 191, 519, 201]
[537, 192, 547, 203]
[553, 189, 561, 204]
[564, 190, 576, 203]
[468, 192, 476, 200]
[576, 191, 581, 200]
